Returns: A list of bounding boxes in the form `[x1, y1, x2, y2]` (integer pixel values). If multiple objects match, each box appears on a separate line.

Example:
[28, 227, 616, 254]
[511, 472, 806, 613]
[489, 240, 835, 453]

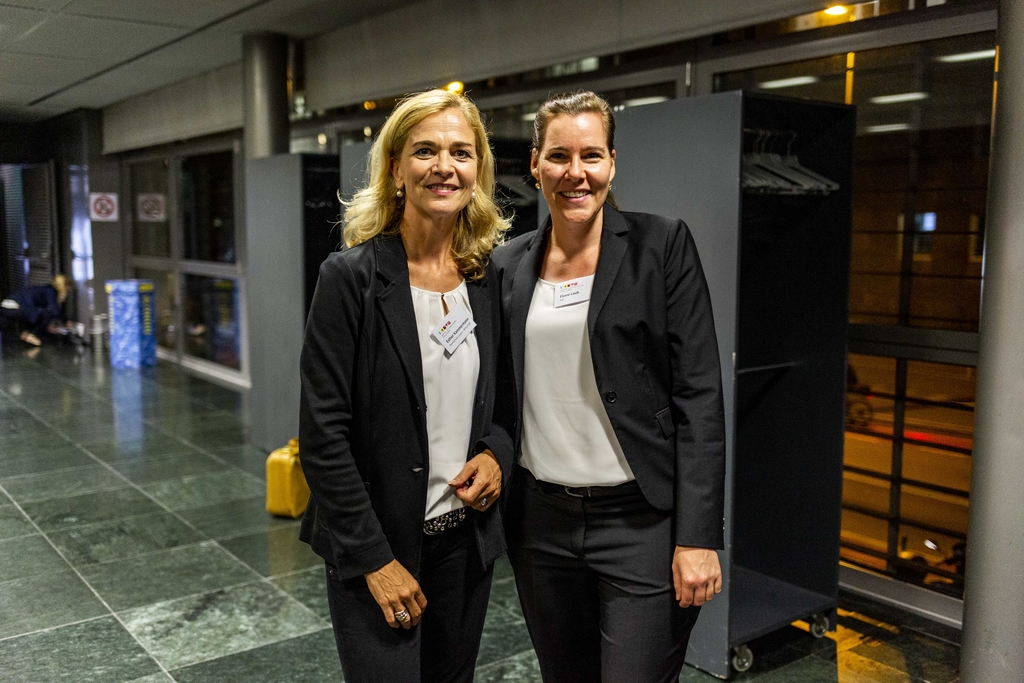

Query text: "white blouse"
[520, 277, 635, 487]
[410, 281, 480, 521]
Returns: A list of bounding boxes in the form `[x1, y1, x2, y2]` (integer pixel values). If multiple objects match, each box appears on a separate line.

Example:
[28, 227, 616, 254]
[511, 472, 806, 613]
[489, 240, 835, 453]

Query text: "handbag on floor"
[266, 438, 311, 518]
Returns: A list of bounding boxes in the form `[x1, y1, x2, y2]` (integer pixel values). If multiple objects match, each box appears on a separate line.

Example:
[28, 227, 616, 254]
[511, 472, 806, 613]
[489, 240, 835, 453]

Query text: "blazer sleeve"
[299, 256, 394, 576]
[665, 221, 727, 549]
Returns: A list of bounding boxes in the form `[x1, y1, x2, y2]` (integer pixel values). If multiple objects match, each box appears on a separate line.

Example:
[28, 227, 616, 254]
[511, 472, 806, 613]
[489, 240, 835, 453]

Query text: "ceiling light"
[937, 49, 997, 63]
[865, 123, 910, 133]
[521, 112, 538, 122]
[317, 133, 327, 146]
[363, 101, 377, 110]
[870, 92, 928, 104]
[924, 539, 940, 551]
[759, 76, 819, 89]
[824, 5, 848, 15]
[363, 126, 372, 137]
[622, 96, 670, 108]
[445, 81, 464, 95]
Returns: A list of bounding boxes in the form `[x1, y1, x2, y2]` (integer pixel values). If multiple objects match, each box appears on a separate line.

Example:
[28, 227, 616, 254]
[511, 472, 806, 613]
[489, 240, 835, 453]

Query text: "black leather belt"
[520, 466, 640, 498]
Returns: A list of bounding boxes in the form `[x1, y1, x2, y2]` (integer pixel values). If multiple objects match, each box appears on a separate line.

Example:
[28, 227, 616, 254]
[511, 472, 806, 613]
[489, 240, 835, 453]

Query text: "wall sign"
[89, 193, 119, 221]
[136, 193, 167, 222]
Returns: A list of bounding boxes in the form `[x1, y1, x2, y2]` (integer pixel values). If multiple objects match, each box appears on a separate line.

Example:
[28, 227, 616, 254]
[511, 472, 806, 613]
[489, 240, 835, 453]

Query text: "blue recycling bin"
[106, 280, 157, 368]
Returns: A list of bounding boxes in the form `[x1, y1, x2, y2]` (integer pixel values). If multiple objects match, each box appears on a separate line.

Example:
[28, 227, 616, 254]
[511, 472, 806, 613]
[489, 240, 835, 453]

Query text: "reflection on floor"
[0, 344, 961, 682]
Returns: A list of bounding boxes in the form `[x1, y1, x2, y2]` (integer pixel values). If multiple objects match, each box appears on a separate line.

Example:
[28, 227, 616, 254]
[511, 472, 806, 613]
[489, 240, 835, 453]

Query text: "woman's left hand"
[449, 450, 502, 511]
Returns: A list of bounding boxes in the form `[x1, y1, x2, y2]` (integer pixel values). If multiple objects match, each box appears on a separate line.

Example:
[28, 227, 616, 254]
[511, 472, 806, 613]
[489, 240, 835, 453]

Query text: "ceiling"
[0, 0, 421, 122]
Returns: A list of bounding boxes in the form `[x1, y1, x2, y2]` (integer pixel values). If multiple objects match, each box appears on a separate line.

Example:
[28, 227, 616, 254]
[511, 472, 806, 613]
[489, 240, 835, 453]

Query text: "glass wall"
[129, 160, 170, 258]
[717, 30, 994, 598]
[180, 151, 235, 263]
[124, 141, 244, 379]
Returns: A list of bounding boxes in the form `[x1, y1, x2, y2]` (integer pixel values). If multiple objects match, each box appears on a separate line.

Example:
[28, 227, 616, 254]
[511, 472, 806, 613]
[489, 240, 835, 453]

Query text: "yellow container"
[266, 437, 311, 518]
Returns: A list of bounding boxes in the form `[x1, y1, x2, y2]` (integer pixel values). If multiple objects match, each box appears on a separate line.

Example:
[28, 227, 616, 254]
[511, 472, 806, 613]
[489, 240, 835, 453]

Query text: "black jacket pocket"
[655, 407, 675, 438]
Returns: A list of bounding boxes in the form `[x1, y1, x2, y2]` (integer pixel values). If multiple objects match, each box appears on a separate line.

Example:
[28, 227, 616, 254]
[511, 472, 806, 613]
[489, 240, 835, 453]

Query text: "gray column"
[243, 33, 289, 160]
[960, 4, 1024, 680]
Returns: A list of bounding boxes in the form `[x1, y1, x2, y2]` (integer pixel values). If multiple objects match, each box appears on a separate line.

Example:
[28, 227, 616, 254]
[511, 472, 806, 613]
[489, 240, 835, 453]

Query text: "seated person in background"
[0, 274, 71, 346]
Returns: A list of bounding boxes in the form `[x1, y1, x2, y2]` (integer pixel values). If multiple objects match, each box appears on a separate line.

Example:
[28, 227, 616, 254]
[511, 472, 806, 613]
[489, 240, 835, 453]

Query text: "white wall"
[103, 62, 243, 154]
[304, 0, 824, 110]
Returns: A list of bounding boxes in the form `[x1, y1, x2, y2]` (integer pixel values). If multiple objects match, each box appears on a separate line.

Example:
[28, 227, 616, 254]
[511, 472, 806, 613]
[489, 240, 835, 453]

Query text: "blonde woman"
[298, 89, 513, 682]
[0, 274, 71, 346]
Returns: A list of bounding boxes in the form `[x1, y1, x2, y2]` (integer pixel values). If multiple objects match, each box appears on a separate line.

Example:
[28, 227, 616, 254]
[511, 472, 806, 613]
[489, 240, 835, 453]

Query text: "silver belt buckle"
[563, 486, 592, 498]
[423, 507, 467, 535]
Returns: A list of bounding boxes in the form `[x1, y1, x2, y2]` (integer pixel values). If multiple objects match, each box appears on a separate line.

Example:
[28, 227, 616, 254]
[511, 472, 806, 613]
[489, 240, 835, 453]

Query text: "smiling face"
[532, 112, 615, 229]
[391, 108, 478, 226]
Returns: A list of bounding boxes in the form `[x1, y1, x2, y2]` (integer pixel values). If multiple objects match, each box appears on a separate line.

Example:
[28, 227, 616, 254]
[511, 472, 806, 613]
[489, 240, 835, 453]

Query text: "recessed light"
[824, 5, 848, 16]
[759, 76, 819, 89]
[865, 123, 910, 133]
[937, 49, 997, 63]
[622, 96, 670, 108]
[870, 92, 929, 104]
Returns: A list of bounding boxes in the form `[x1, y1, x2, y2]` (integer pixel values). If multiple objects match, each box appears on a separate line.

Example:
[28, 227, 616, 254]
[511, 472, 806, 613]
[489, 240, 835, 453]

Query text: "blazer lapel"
[466, 274, 491, 450]
[587, 206, 630, 338]
[509, 221, 549, 400]
[374, 235, 427, 414]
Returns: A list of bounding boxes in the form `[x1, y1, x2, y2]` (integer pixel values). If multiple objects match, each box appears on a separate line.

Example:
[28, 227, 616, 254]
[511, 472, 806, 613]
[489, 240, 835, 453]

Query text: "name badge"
[431, 303, 476, 355]
[553, 275, 595, 308]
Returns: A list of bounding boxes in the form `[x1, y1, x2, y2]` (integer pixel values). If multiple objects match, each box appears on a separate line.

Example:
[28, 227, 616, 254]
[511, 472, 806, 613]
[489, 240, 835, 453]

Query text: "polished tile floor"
[0, 344, 961, 682]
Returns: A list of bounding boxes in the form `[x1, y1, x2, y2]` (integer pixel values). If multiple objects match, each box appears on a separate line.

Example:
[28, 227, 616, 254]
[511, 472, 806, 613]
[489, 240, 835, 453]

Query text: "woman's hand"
[449, 449, 502, 511]
[672, 546, 722, 608]
[364, 560, 427, 629]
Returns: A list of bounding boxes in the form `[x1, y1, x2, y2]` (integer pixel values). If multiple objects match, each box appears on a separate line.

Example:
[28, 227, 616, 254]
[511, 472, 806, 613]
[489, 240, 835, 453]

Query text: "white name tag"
[430, 303, 476, 355]
[553, 275, 595, 308]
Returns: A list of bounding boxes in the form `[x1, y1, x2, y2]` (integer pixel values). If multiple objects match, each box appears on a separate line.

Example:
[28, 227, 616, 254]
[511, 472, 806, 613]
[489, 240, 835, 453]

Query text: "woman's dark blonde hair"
[531, 90, 618, 209]
[342, 89, 510, 280]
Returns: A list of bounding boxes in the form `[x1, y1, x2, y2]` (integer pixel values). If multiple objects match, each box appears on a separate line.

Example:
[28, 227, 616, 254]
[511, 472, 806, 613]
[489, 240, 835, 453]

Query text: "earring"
[471, 190, 476, 198]
[608, 183, 613, 191]
[535, 182, 541, 189]
[396, 188, 404, 198]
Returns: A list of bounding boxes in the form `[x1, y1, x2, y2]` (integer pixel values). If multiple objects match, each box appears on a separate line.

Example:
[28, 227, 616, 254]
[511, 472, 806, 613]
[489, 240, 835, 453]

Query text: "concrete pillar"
[242, 33, 289, 160]
[959, 3, 1024, 680]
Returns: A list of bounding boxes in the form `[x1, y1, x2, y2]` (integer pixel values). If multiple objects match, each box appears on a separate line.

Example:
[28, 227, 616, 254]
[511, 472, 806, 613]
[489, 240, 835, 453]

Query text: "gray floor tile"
[119, 581, 324, 669]
[182, 428, 249, 450]
[21, 487, 163, 531]
[270, 566, 330, 619]
[0, 430, 71, 449]
[478, 600, 534, 667]
[210, 444, 270, 479]
[489, 576, 524, 618]
[170, 628, 341, 682]
[0, 446, 96, 477]
[48, 511, 205, 567]
[110, 451, 228, 485]
[0, 534, 65, 581]
[0, 504, 35, 540]
[475, 648, 543, 683]
[0, 616, 161, 683]
[0, 569, 108, 639]
[140, 470, 264, 511]
[80, 541, 260, 611]
[219, 525, 320, 577]
[84, 435, 196, 463]
[847, 630, 958, 683]
[753, 655, 843, 682]
[176, 496, 299, 540]
[0, 465, 128, 504]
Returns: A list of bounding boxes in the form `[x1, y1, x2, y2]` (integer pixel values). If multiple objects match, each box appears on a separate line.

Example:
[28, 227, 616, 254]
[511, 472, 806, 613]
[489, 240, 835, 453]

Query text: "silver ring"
[480, 497, 488, 507]
[395, 609, 409, 622]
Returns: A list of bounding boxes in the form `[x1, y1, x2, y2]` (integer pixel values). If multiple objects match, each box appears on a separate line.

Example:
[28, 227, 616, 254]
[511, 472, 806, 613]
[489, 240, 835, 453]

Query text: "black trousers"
[325, 522, 493, 683]
[506, 467, 702, 683]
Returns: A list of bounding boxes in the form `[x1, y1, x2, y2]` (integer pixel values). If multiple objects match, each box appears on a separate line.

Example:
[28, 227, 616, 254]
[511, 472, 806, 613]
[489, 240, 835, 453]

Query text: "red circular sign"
[92, 194, 116, 219]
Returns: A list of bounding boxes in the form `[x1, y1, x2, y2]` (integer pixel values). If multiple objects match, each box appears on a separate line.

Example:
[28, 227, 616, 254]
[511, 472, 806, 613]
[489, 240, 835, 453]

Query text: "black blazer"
[298, 234, 514, 581]
[493, 205, 726, 549]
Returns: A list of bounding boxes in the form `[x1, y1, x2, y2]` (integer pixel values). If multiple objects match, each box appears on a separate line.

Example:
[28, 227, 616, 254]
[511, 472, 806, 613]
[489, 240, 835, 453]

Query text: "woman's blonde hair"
[342, 89, 510, 280]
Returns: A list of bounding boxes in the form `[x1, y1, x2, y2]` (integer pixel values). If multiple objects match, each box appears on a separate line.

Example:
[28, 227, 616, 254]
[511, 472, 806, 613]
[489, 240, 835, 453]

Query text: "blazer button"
[605, 392, 617, 403]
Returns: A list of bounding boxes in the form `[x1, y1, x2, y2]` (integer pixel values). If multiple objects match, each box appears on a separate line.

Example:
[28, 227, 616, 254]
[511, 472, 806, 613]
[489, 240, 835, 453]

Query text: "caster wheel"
[810, 613, 830, 639]
[731, 644, 753, 673]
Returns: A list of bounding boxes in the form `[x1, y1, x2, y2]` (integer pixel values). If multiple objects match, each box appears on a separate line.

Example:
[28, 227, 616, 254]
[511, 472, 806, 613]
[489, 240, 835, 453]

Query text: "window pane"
[900, 484, 969, 535]
[903, 443, 971, 493]
[183, 275, 240, 369]
[896, 523, 964, 596]
[842, 471, 890, 517]
[133, 268, 176, 350]
[844, 433, 892, 475]
[840, 508, 888, 567]
[130, 161, 170, 258]
[180, 151, 235, 263]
